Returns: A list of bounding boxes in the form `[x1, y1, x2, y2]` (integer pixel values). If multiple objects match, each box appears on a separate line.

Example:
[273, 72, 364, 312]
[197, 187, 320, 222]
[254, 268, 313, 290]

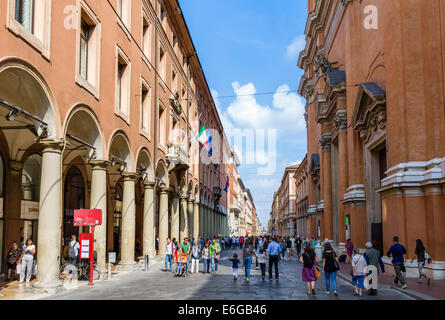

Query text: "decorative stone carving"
[334, 109, 347, 132]
[320, 132, 331, 152]
[169, 90, 182, 115]
[358, 106, 386, 144]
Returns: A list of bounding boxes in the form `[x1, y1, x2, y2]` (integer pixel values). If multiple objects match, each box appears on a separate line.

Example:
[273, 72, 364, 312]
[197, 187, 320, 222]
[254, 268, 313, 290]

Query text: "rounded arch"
[135, 147, 153, 181]
[63, 104, 106, 160]
[0, 57, 61, 141]
[155, 158, 168, 187]
[108, 130, 134, 172]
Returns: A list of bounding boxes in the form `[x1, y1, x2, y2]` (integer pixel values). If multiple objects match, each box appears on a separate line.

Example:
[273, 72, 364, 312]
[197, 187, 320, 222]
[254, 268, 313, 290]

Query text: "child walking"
[229, 253, 241, 281]
[257, 248, 268, 281]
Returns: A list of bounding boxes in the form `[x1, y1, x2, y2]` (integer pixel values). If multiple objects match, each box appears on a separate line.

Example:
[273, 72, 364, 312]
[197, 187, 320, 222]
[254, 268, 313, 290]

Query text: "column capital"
[143, 180, 155, 188]
[320, 132, 331, 152]
[9, 160, 23, 174]
[122, 172, 137, 181]
[193, 200, 199, 205]
[90, 160, 111, 170]
[39, 139, 65, 153]
[159, 187, 170, 195]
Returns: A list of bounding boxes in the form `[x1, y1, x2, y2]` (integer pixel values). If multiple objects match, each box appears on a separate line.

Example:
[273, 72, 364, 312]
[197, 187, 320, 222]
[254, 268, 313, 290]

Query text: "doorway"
[63, 166, 85, 247]
[113, 183, 123, 258]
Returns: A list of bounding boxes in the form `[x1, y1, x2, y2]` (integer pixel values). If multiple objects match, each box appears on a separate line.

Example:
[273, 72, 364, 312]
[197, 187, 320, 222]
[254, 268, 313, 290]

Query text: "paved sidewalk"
[337, 262, 445, 300]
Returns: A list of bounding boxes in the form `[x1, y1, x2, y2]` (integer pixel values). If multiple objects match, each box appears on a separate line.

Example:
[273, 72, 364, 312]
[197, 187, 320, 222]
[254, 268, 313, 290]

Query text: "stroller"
[175, 253, 189, 277]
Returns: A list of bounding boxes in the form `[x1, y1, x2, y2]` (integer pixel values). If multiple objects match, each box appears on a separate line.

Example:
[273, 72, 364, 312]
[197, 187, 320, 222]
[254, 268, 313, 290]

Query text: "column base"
[32, 280, 63, 293]
[116, 261, 139, 272]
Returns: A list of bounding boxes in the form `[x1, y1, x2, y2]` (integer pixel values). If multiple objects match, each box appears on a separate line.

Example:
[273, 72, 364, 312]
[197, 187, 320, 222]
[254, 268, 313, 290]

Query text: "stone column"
[158, 188, 169, 254]
[142, 181, 155, 258]
[336, 109, 348, 243]
[34, 140, 64, 290]
[90, 160, 109, 272]
[118, 173, 137, 270]
[321, 132, 333, 240]
[171, 192, 180, 242]
[187, 198, 193, 239]
[193, 200, 199, 240]
[179, 194, 188, 243]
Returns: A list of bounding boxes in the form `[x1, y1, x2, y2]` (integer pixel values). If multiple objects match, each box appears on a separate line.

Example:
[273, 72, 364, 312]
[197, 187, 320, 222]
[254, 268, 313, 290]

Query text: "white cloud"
[224, 82, 306, 136]
[286, 35, 306, 60]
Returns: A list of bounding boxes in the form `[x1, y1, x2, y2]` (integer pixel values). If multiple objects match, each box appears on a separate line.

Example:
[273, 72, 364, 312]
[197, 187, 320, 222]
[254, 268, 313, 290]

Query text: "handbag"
[314, 266, 321, 278]
[32, 263, 37, 275]
[16, 262, 21, 274]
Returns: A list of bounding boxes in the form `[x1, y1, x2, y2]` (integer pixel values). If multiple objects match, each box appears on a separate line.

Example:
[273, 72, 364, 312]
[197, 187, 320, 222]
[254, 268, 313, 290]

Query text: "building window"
[171, 68, 177, 93]
[115, 47, 131, 122]
[140, 79, 151, 138]
[159, 45, 166, 83]
[117, 0, 131, 29]
[142, 14, 151, 62]
[160, 1, 167, 29]
[79, 19, 89, 80]
[15, 0, 34, 33]
[8, 0, 52, 58]
[159, 101, 166, 146]
[75, 2, 101, 98]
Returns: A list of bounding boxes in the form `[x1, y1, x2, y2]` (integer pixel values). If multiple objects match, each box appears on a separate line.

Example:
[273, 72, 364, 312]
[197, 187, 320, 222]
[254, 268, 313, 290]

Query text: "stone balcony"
[166, 144, 189, 172]
[230, 202, 242, 214]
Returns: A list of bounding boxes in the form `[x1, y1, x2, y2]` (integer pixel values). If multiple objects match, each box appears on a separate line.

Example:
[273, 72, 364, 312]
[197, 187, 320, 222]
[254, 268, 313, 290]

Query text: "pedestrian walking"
[190, 240, 200, 274]
[202, 242, 211, 273]
[239, 236, 243, 249]
[257, 247, 268, 281]
[300, 242, 318, 295]
[155, 237, 159, 255]
[172, 237, 179, 269]
[280, 239, 286, 260]
[210, 239, 221, 274]
[345, 239, 354, 264]
[17, 238, 35, 284]
[387, 236, 408, 289]
[351, 248, 367, 296]
[411, 239, 431, 285]
[364, 241, 385, 296]
[164, 238, 174, 271]
[240, 239, 256, 281]
[229, 253, 241, 281]
[286, 237, 292, 260]
[68, 234, 80, 266]
[322, 243, 339, 296]
[6, 241, 22, 281]
[296, 236, 302, 258]
[266, 237, 281, 280]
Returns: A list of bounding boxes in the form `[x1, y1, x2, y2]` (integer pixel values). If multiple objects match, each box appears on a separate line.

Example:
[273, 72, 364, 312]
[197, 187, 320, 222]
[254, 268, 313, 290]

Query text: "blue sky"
[180, 0, 308, 228]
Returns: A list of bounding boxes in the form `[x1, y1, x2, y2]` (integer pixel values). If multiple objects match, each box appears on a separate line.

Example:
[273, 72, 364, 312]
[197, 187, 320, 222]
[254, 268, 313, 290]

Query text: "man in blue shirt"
[387, 236, 407, 289]
[266, 237, 281, 280]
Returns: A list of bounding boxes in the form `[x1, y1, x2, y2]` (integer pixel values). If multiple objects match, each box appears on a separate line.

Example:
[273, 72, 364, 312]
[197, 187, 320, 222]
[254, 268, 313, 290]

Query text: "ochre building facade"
[298, 0, 445, 279]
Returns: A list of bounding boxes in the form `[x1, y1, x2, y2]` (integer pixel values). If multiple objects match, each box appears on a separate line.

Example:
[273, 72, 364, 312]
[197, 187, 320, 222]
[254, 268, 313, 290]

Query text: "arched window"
[22, 154, 42, 201]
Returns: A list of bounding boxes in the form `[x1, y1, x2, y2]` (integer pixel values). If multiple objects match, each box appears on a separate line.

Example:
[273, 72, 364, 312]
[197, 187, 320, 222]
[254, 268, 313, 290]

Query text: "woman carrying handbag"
[299, 242, 319, 295]
[322, 243, 340, 296]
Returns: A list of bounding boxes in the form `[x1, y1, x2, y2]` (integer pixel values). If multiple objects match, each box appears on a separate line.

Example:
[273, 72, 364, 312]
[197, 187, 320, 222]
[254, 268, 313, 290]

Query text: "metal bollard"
[145, 255, 149, 271]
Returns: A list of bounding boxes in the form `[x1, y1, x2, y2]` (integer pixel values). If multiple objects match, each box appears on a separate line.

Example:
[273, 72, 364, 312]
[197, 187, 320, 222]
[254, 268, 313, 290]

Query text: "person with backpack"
[322, 243, 339, 296]
[300, 242, 318, 295]
[68, 234, 80, 266]
[364, 241, 385, 296]
[351, 248, 367, 296]
[411, 239, 431, 285]
[387, 236, 407, 289]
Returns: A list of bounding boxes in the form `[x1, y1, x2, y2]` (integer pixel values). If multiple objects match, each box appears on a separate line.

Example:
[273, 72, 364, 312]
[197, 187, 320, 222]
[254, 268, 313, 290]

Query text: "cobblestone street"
[45, 250, 412, 300]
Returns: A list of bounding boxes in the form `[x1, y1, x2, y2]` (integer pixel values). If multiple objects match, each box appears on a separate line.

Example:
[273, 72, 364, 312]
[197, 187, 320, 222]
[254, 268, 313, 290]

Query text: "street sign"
[80, 233, 93, 260]
[73, 209, 102, 226]
[108, 252, 116, 264]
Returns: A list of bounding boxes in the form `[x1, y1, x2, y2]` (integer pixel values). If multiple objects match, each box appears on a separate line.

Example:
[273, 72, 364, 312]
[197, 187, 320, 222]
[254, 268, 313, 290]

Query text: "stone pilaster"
[158, 188, 169, 256]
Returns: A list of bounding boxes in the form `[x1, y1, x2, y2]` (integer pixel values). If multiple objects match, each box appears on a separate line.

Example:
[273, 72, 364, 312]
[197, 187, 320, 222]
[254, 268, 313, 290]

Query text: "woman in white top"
[17, 238, 36, 284]
[164, 238, 174, 271]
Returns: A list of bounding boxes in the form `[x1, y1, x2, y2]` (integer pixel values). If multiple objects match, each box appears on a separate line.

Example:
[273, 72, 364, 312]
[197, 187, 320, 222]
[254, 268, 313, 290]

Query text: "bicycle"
[59, 257, 101, 281]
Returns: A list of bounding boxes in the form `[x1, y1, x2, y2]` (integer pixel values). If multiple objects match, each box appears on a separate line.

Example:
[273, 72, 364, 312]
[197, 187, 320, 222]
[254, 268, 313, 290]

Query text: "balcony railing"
[166, 144, 189, 172]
